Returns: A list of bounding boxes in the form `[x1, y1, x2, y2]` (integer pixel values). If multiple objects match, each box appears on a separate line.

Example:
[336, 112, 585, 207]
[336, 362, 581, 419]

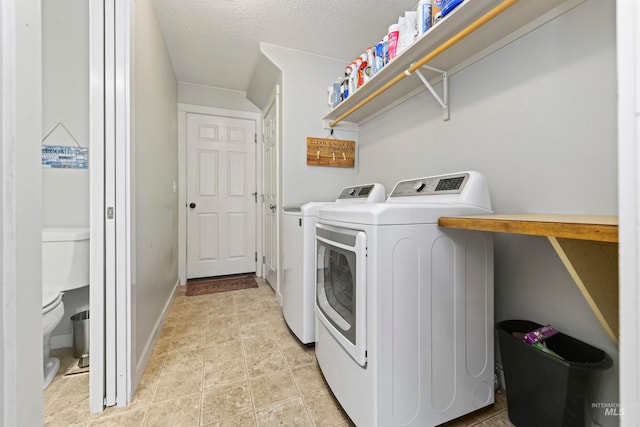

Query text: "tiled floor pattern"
[44, 278, 513, 426]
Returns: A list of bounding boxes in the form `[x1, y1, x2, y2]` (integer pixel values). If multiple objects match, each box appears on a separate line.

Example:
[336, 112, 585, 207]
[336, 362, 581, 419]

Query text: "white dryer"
[315, 171, 494, 427]
[281, 183, 385, 344]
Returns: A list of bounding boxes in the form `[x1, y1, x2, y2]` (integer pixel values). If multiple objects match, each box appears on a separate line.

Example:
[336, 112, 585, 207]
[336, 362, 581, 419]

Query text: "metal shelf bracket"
[412, 65, 449, 121]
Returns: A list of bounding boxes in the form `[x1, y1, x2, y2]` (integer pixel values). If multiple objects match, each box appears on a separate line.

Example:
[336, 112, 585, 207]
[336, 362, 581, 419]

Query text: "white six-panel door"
[186, 113, 257, 278]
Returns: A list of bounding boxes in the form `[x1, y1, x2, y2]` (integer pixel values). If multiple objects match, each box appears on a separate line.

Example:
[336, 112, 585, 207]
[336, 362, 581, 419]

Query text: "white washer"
[281, 183, 386, 344]
[315, 171, 494, 426]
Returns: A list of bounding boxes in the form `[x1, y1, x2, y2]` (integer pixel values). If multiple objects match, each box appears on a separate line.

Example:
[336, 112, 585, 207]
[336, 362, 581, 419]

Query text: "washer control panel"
[337, 183, 386, 202]
[390, 173, 469, 197]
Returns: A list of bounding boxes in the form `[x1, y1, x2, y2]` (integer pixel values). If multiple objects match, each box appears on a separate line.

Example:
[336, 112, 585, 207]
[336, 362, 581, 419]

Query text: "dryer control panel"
[390, 172, 469, 197]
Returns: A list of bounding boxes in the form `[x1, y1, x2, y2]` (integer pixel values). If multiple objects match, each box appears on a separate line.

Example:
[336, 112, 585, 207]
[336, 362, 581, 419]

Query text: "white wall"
[132, 0, 179, 387]
[247, 50, 283, 111]
[42, 0, 91, 346]
[42, 0, 89, 227]
[260, 44, 360, 204]
[1, 0, 44, 425]
[357, 1, 619, 425]
[178, 82, 260, 113]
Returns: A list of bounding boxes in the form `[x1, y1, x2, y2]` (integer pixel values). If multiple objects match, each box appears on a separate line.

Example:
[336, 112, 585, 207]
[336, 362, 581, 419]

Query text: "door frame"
[1, 0, 44, 424]
[617, 0, 639, 423]
[88, 0, 106, 412]
[178, 104, 263, 285]
[89, 0, 132, 411]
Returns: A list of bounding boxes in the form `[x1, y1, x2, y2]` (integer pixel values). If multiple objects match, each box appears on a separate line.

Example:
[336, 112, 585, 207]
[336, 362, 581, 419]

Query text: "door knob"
[269, 204, 276, 211]
[189, 202, 196, 209]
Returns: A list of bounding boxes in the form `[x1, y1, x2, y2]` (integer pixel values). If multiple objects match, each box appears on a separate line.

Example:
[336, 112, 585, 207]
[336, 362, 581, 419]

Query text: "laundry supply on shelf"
[417, 0, 432, 35]
[375, 41, 384, 73]
[387, 24, 399, 61]
[441, 0, 465, 19]
[398, 11, 418, 55]
[366, 47, 374, 81]
[326, 0, 467, 110]
[343, 65, 351, 100]
[349, 61, 358, 95]
[432, 0, 443, 24]
[358, 53, 368, 87]
[382, 35, 389, 66]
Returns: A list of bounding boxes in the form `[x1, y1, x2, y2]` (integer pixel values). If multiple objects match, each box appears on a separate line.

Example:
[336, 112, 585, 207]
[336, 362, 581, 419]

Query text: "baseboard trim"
[129, 278, 179, 402]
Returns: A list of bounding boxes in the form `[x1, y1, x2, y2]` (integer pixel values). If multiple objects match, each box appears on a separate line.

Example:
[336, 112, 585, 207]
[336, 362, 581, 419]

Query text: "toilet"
[42, 227, 90, 389]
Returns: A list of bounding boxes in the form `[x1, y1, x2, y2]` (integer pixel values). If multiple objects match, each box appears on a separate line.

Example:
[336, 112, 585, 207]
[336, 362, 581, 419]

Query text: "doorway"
[186, 112, 257, 278]
[178, 105, 262, 285]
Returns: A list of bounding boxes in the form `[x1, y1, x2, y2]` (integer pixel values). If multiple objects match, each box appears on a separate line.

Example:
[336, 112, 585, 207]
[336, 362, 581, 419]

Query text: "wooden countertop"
[438, 214, 618, 243]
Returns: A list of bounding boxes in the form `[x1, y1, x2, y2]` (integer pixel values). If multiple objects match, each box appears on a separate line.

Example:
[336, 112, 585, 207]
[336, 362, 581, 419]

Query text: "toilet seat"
[42, 290, 63, 314]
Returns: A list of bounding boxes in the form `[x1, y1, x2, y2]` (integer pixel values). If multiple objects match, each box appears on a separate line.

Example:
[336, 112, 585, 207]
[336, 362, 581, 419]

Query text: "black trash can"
[497, 320, 612, 427]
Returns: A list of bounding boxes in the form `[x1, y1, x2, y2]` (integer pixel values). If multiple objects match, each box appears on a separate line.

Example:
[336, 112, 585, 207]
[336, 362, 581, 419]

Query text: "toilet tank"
[42, 227, 90, 292]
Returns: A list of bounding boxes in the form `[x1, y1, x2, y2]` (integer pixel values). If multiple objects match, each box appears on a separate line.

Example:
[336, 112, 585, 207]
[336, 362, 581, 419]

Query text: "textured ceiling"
[152, 0, 419, 92]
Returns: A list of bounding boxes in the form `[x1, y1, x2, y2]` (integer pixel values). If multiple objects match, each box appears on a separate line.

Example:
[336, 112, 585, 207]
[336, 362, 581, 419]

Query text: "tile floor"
[44, 278, 513, 426]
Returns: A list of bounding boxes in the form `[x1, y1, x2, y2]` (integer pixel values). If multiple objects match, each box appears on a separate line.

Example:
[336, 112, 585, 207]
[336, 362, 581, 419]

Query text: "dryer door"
[315, 223, 367, 366]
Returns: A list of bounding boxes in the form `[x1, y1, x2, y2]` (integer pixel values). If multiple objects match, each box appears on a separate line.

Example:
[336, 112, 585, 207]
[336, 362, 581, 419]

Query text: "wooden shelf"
[438, 214, 618, 242]
[324, 0, 585, 127]
[438, 214, 619, 343]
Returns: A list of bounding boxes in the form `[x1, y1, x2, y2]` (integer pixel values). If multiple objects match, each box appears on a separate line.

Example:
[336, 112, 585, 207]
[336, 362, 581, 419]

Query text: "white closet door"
[262, 89, 280, 295]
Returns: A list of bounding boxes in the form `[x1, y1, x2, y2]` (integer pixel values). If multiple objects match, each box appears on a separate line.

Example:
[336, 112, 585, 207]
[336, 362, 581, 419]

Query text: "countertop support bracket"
[414, 65, 449, 121]
[437, 214, 619, 343]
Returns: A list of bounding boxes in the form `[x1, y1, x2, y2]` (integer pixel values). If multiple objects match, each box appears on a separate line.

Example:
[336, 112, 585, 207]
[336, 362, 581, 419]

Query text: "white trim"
[114, 0, 132, 408]
[274, 86, 282, 303]
[1, 1, 44, 424]
[617, 0, 639, 424]
[103, 0, 117, 407]
[126, 0, 136, 407]
[89, 0, 106, 414]
[178, 110, 187, 284]
[177, 103, 262, 284]
[178, 103, 259, 119]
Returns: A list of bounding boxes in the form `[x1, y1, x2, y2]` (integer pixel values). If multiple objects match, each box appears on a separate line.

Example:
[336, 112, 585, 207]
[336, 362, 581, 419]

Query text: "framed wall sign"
[306, 137, 355, 168]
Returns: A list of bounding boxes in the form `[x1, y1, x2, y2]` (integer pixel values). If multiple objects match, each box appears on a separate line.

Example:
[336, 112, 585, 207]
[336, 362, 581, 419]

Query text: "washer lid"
[317, 202, 492, 226]
[300, 201, 333, 216]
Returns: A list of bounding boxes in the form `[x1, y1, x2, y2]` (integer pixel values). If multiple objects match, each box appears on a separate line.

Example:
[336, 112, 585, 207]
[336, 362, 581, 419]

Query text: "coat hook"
[332, 152, 336, 161]
[316, 150, 320, 159]
[342, 152, 347, 160]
